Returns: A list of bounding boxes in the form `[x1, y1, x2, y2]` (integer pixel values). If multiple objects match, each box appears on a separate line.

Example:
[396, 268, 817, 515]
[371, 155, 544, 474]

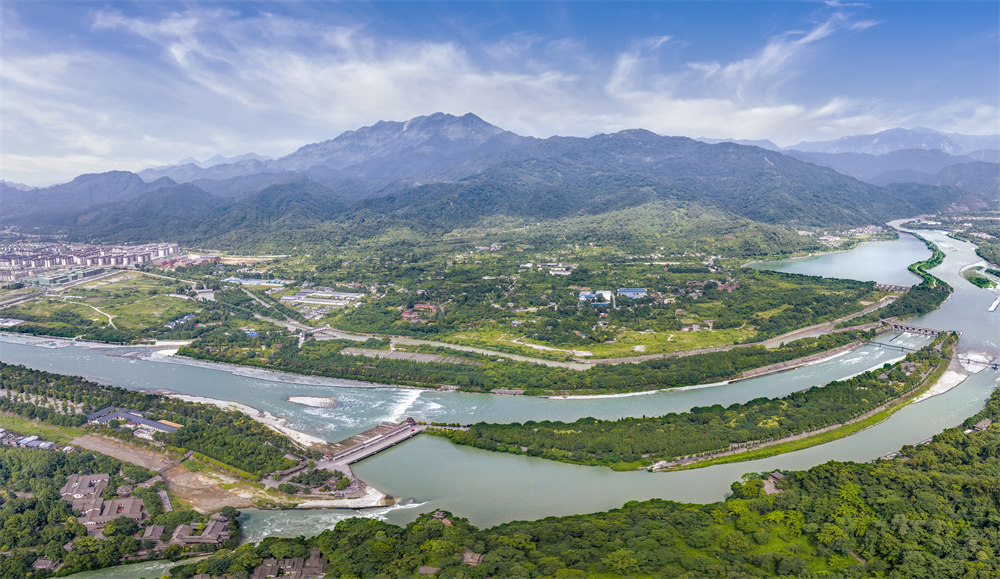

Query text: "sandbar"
[913, 369, 968, 403]
[286, 396, 339, 408]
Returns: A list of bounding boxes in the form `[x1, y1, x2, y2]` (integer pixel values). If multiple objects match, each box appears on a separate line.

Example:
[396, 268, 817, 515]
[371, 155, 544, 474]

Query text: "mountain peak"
[275, 112, 515, 174]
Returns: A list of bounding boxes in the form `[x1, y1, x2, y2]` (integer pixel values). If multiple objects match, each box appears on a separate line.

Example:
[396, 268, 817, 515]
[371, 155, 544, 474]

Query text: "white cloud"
[0, 4, 991, 186]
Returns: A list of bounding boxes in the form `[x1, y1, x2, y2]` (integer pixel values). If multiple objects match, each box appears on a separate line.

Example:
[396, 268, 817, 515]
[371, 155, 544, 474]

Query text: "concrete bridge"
[327, 418, 423, 465]
[874, 283, 911, 293]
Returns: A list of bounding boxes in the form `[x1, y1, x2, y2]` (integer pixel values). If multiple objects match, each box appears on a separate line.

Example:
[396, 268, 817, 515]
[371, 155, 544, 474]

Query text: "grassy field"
[0, 413, 84, 443]
[0, 285, 39, 303]
[3, 298, 107, 333]
[5, 272, 201, 335]
[491, 326, 756, 358]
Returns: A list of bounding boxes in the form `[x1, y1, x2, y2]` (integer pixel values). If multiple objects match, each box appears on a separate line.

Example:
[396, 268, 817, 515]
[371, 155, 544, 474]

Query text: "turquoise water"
[5, 231, 997, 535]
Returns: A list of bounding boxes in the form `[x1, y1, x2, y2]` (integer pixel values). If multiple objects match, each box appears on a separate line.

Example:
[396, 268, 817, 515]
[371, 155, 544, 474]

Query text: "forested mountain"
[697, 137, 782, 150]
[53, 181, 348, 246]
[2, 114, 995, 248]
[137, 112, 534, 197]
[67, 183, 228, 243]
[783, 149, 977, 182]
[343, 130, 987, 232]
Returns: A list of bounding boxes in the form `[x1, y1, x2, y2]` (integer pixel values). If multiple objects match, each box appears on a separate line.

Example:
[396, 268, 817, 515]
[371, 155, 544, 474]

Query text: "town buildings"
[0, 242, 179, 283]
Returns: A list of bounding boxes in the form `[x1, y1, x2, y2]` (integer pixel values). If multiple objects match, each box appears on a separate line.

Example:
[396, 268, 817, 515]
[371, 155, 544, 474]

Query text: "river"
[747, 233, 929, 286]
[10, 229, 998, 574]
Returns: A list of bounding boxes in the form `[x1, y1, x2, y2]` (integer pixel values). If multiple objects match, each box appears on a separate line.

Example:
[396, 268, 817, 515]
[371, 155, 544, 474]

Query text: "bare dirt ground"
[71, 434, 252, 513]
[159, 464, 253, 512]
[71, 434, 173, 470]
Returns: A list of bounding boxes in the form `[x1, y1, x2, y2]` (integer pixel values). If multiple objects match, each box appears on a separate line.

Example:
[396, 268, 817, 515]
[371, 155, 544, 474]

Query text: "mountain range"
[2, 114, 996, 249]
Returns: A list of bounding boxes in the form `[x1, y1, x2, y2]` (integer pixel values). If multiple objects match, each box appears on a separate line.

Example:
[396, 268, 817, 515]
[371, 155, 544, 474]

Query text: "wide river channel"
[6, 229, 998, 575]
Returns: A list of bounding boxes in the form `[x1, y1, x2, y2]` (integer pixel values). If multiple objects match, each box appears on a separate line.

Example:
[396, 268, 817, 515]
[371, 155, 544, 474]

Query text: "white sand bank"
[913, 370, 968, 403]
[960, 352, 995, 374]
[164, 393, 327, 448]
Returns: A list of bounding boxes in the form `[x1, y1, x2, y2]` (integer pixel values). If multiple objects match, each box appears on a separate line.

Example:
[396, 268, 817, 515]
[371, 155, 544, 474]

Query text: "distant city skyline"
[2, 1, 998, 186]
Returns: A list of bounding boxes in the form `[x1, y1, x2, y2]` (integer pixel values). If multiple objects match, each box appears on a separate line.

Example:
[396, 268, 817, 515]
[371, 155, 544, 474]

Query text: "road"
[255, 300, 894, 370]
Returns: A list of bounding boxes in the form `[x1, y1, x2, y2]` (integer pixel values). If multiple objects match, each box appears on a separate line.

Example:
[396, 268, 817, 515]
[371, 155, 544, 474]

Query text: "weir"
[873, 283, 911, 293]
[326, 418, 423, 465]
[881, 320, 949, 336]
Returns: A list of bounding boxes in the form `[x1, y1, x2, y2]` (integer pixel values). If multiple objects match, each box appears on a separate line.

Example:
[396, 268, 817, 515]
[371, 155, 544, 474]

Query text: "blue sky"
[2, 1, 997, 185]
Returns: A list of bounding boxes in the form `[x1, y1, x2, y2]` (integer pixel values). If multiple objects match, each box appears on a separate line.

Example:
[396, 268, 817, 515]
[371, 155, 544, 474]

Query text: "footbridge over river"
[871, 325, 998, 370]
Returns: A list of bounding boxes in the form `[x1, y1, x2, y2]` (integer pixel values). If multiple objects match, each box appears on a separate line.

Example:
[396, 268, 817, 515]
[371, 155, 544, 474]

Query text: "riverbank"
[432, 333, 957, 472]
[667, 334, 957, 471]
[741, 233, 901, 269]
[913, 358, 968, 403]
[176, 326, 879, 398]
[547, 339, 868, 399]
[151, 391, 328, 449]
[144, 347, 417, 391]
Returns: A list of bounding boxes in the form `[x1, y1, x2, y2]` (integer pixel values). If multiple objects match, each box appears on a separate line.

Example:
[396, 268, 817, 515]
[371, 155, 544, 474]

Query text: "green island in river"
[429, 332, 957, 471]
[0, 225, 987, 578]
[156, 388, 1000, 578]
[0, 75, 997, 577]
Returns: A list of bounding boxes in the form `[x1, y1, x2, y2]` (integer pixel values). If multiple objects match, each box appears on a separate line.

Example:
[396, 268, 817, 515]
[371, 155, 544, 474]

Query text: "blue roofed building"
[86, 406, 119, 422]
[579, 290, 613, 305]
[87, 408, 179, 435]
[616, 288, 648, 299]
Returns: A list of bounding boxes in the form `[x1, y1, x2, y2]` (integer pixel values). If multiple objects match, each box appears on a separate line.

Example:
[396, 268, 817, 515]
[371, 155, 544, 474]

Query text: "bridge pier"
[881, 321, 947, 337]
[874, 283, 911, 293]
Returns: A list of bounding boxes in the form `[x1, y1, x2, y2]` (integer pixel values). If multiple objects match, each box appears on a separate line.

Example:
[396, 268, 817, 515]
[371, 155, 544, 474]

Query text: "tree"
[103, 517, 141, 537]
[721, 530, 752, 556]
[602, 548, 640, 575]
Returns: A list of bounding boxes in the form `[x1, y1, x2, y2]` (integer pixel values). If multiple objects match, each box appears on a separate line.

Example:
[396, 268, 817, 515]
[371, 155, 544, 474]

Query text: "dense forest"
[0, 363, 312, 476]
[432, 334, 954, 466]
[180, 327, 875, 395]
[168, 385, 1000, 578]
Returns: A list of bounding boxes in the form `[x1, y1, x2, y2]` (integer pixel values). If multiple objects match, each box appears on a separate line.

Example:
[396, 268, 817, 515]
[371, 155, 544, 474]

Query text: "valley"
[0, 114, 997, 579]
[4, 0, 998, 574]
[1, 227, 997, 579]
